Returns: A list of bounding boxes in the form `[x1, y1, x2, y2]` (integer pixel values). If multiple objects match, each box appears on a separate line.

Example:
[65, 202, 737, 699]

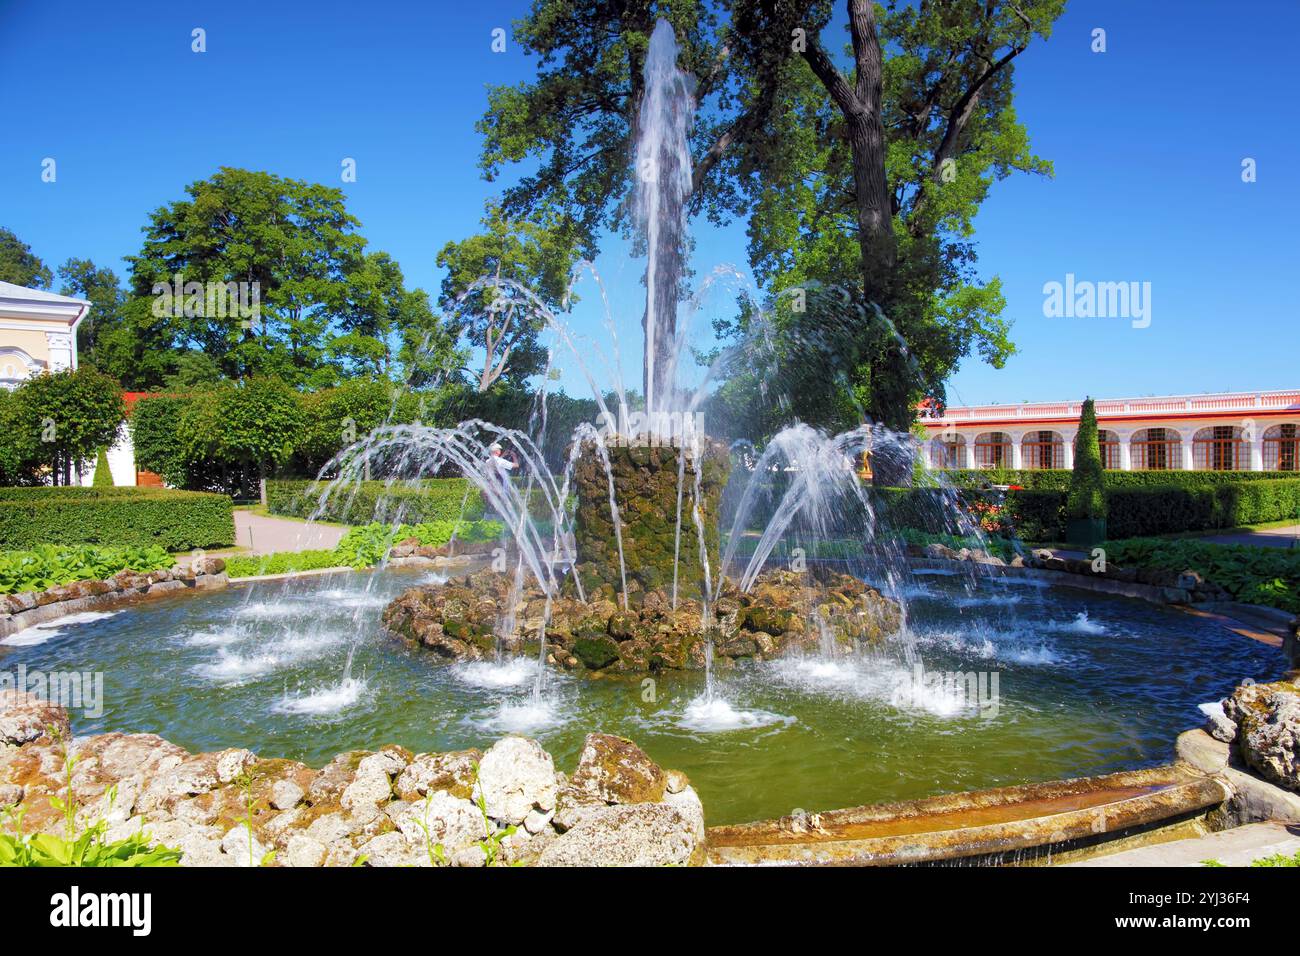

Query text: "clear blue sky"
[1, 0, 1295, 407]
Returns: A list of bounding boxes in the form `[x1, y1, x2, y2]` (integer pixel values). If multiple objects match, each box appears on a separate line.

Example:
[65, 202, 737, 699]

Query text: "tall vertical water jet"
[635, 17, 695, 416]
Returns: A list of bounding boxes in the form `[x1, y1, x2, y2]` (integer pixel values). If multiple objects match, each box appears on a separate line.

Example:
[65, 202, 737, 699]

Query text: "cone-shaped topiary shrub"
[1065, 398, 1107, 546]
[92, 448, 113, 487]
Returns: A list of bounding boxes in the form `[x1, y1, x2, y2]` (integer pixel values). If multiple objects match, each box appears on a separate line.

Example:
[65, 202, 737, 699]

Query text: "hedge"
[266, 479, 487, 525]
[877, 479, 1300, 542]
[0, 488, 235, 551]
[940, 469, 1299, 491]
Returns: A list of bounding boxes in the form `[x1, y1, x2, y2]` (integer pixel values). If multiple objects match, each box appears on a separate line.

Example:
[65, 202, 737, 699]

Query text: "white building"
[921, 390, 1300, 472]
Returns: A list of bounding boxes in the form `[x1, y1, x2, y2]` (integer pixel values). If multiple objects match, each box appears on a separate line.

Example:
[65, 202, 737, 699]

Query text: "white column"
[45, 332, 74, 373]
[1117, 432, 1133, 471]
[1008, 431, 1023, 469]
[1250, 436, 1265, 471]
[1181, 439, 1194, 471]
[1061, 431, 1076, 470]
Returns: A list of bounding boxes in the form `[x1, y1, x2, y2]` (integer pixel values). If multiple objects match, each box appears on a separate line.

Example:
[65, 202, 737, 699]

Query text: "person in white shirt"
[487, 442, 517, 506]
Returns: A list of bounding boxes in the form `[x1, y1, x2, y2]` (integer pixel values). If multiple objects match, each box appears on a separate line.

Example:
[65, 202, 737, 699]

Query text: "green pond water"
[0, 567, 1281, 825]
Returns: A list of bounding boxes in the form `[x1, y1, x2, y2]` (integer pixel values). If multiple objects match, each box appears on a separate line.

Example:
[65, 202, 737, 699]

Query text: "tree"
[477, 1, 1061, 447]
[8, 368, 126, 485]
[57, 259, 131, 377]
[178, 376, 305, 497]
[125, 167, 446, 389]
[0, 227, 52, 289]
[437, 201, 580, 392]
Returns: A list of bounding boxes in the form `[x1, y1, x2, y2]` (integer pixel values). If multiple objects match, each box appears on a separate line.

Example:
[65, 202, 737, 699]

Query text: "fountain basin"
[705, 764, 1228, 866]
[381, 567, 902, 672]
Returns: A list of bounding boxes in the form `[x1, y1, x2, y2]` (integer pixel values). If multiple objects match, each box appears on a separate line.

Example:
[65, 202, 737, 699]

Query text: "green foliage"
[123, 167, 457, 388]
[266, 478, 486, 525]
[0, 744, 181, 867]
[1104, 538, 1300, 614]
[58, 258, 132, 381]
[1066, 399, 1107, 520]
[334, 519, 503, 568]
[940, 469, 1298, 490]
[224, 549, 344, 579]
[1251, 850, 1300, 867]
[0, 487, 234, 551]
[91, 448, 113, 487]
[1, 368, 125, 485]
[0, 226, 52, 288]
[225, 519, 503, 578]
[0, 544, 172, 594]
[437, 200, 580, 392]
[477, 2, 1065, 434]
[129, 394, 194, 487]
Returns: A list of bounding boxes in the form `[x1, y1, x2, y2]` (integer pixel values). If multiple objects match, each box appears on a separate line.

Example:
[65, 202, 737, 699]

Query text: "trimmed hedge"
[878, 479, 1300, 543]
[0, 488, 235, 551]
[266, 479, 487, 525]
[941, 469, 1298, 491]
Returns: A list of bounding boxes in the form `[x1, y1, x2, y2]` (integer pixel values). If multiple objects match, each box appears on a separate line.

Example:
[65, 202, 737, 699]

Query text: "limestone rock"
[220, 823, 270, 866]
[474, 736, 556, 825]
[1198, 701, 1237, 743]
[395, 749, 481, 801]
[538, 802, 700, 867]
[215, 748, 256, 784]
[393, 791, 484, 858]
[568, 733, 666, 805]
[1224, 680, 1300, 791]
[0, 691, 70, 746]
[285, 833, 326, 868]
[269, 778, 305, 811]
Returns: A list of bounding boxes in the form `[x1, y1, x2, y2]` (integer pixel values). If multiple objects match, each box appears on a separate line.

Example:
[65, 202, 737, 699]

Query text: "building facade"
[0, 280, 88, 389]
[920, 390, 1300, 473]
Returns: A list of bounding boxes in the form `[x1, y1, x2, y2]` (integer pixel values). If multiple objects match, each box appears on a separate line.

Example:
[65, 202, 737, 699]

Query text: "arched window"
[1097, 429, 1120, 470]
[932, 434, 967, 469]
[1132, 427, 1181, 470]
[1264, 424, 1300, 472]
[1193, 426, 1246, 471]
[1021, 430, 1064, 470]
[973, 432, 1011, 468]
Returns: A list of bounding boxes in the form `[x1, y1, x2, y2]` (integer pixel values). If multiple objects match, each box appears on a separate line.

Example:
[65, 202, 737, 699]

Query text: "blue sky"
[1, 0, 1296, 407]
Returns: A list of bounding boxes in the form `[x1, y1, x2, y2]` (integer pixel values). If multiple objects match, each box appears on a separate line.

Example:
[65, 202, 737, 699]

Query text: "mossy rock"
[573, 635, 621, 670]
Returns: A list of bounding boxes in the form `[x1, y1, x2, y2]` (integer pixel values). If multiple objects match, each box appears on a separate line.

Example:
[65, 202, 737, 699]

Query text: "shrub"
[0, 488, 234, 550]
[266, 478, 486, 524]
[1066, 399, 1107, 520]
[0, 544, 173, 594]
[1105, 538, 1300, 613]
[130, 394, 196, 488]
[225, 549, 343, 579]
[334, 519, 503, 568]
[942, 468, 1298, 490]
[91, 449, 112, 487]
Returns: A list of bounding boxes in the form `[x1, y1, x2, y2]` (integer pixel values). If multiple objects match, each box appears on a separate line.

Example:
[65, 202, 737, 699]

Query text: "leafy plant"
[470, 761, 518, 867]
[0, 543, 174, 594]
[1105, 538, 1300, 613]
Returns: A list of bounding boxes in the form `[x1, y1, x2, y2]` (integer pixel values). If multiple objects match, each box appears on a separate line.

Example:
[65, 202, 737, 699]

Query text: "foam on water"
[678, 694, 792, 733]
[274, 676, 369, 716]
[185, 627, 243, 647]
[1048, 611, 1107, 635]
[48, 610, 119, 626]
[478, 698, 566, 733]
[453, 657, 538, 689]
[196, 648, 290, 683]
[2, 624, 63, 647]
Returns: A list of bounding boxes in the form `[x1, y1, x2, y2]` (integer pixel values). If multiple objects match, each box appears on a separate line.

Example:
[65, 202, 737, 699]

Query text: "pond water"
[0, 568, 1281, 825]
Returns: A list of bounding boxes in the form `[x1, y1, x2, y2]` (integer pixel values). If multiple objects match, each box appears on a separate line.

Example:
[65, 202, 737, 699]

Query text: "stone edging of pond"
[0, 561, 229, 641]
[0, 697, 706, 868]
